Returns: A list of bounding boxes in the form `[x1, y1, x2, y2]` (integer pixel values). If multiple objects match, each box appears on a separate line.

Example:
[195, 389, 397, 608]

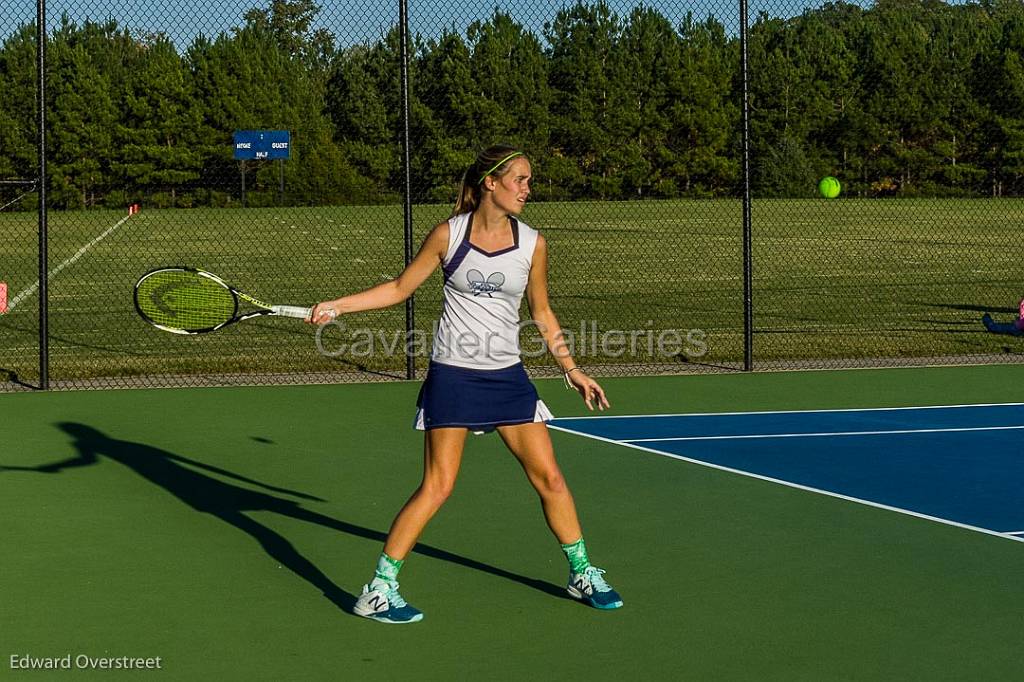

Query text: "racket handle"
[271, 305, 313, 319]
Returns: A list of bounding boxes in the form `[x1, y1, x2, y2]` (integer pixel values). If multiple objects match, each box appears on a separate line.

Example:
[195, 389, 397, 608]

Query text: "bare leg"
[382, 427, 468, 560]
[496, 421, 582, 544]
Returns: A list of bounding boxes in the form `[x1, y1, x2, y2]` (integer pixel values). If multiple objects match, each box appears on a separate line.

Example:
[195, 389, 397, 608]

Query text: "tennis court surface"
[3, 364, 1023, 679]
[553, 403, 1024, 540]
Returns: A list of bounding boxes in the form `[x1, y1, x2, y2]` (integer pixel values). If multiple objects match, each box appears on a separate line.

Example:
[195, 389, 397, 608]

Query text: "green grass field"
[1, 198, 1021, 386]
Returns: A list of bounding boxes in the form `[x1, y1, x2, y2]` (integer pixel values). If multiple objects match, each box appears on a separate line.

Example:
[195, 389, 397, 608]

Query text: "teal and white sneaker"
[353, 578, 424, 624]
[567, 566, 623, 610]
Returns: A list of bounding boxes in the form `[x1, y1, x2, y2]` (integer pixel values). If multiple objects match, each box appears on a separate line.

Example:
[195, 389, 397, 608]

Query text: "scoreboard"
[233, 130, 290, 160]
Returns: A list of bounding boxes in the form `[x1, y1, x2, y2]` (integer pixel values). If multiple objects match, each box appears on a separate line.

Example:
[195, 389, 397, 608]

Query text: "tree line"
[0, 0, 1022, 209]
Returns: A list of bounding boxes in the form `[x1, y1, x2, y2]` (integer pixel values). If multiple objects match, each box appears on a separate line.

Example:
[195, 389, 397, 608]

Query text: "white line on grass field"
[8, 213, 134, 312]
[0, 185, 35, 212]
[548, 421, 1024, 545]
[626, 424, 1024, 443]
[555, 402, 1024, 420]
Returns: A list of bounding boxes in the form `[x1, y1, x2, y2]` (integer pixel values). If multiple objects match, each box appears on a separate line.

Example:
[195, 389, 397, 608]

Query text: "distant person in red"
[982, 298, 1024, 336]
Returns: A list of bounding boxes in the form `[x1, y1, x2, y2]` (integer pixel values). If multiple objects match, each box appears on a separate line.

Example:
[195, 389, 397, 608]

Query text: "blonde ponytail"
[450, 144, 524, 218]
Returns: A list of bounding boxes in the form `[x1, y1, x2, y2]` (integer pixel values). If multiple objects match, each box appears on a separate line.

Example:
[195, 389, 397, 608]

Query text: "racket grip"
[272, 305, 313, 319]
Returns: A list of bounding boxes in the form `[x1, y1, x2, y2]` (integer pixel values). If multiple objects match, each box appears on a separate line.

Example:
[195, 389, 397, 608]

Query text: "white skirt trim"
[414, 399, 554, 434]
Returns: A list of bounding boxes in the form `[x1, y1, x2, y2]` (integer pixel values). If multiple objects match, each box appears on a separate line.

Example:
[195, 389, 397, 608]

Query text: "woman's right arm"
[308, 222, 449, 323]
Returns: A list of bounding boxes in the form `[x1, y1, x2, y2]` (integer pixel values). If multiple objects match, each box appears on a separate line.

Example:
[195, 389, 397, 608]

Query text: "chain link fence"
[406, 0, 746, 379]
[1, 0, 1022, 390]
[0, 0, 40, 390]
[748, 0, 1023, 368]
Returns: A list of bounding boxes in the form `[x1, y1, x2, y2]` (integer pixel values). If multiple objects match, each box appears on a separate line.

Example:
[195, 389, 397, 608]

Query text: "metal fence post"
[37, 0, 48, 389]
[399, 0, 415, 380]
[740, 0, 753, 372]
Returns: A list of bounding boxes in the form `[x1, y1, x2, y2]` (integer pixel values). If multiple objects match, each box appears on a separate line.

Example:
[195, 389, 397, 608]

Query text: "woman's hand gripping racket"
[134, 266, 317, 335]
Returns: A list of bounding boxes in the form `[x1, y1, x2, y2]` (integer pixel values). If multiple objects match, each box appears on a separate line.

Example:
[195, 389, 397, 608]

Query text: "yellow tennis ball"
[818, 176, 841, 199]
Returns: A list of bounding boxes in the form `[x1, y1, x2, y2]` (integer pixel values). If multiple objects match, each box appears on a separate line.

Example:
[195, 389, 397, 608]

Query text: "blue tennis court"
[551, 403, 1024, 542]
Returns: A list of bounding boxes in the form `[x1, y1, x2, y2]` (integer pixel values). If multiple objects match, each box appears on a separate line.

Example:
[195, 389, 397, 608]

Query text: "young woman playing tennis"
[309, 145, 623, 624]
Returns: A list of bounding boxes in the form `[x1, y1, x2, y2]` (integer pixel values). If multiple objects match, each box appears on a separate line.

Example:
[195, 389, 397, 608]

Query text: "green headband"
[478, 152, 524, 184]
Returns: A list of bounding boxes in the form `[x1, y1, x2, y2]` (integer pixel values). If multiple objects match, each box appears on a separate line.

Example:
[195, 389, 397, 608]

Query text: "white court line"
[548, 423, 1024, 545]
[555, 402, 1024, 420]
[7, 213, 134, 312]
[626, 424, 1024, 443]
[0, 184, 35, 212]
[1007, 531, 1024, 537]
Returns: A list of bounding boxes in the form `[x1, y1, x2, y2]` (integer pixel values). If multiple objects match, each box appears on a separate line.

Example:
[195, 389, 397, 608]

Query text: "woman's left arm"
[526, 234, 609, 411]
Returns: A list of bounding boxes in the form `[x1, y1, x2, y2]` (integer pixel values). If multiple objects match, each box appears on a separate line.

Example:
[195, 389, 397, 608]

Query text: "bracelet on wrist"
[563, 366, 583, 389]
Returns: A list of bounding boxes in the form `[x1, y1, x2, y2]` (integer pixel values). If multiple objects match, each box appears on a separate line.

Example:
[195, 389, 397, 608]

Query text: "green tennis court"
[4, 364, 1023, 679]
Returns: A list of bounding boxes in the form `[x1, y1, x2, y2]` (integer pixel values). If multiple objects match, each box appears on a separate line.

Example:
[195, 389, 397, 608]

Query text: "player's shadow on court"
[7, 422, 565, 612]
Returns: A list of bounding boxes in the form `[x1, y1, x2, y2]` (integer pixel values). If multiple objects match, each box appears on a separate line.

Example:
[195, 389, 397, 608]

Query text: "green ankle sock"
[560, 537, 591, 574]
[374, 552, 403, 585]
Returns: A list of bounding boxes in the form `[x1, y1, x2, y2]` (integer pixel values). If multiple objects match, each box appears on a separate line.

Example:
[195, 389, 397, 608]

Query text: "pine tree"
[673, 14, 738, 196]
[47, 18, 118, 208]
[0, 25, 38, 183]
[545, 1, 621, 198]
[114, 34, 202, 206]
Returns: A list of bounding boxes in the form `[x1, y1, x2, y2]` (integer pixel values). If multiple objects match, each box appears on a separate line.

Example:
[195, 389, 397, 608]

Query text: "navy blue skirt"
[415, 361, 553, 433]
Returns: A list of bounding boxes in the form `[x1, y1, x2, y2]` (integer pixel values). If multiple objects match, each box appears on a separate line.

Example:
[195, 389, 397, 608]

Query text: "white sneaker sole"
[356, 611, 424, 624]
[353, 604, 424, 623]
[567, 586, 623, 610]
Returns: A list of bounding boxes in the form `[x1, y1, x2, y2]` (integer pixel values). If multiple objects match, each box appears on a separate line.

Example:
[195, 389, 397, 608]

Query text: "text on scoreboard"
[233, 130, 290, 160]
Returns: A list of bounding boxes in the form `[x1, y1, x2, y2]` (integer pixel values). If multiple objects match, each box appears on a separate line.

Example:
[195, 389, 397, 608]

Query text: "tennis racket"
[134, 266, 312, 335]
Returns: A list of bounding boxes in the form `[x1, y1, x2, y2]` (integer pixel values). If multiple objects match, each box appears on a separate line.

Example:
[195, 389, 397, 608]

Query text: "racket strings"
[136, 271, 236, 331]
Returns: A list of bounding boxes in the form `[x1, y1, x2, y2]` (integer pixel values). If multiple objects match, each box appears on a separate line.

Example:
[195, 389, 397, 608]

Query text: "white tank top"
[432, 211, 540, 369]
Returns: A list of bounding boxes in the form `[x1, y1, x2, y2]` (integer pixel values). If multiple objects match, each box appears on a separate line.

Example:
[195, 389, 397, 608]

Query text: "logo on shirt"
[467, 270, 505, 297]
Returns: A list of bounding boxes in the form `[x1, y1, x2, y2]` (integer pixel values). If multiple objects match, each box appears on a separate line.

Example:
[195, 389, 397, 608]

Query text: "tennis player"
[309, 145, 623, 624]
[982, 298, 1024, 336]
